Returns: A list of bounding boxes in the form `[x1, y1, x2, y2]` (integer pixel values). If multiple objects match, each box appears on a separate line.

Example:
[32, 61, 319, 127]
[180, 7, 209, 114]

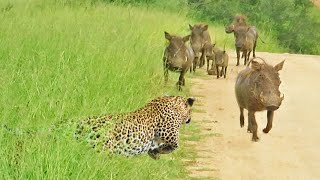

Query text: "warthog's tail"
[246, 57, 267, 67]
[258, 36, 266, 44]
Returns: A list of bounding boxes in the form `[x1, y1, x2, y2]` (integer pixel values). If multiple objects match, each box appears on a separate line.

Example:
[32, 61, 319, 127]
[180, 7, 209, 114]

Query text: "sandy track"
[187, 51, 320, 180]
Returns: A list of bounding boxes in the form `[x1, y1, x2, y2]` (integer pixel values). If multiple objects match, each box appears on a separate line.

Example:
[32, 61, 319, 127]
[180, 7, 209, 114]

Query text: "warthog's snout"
[235, 42, 243, 49]
[225, 26, 233, 33]
[266, 105, 279, 111]
[261, 92, 284, 111]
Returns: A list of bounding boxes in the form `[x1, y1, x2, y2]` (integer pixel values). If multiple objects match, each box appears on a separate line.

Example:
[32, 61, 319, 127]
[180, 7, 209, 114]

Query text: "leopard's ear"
[187, 97, 195, 106]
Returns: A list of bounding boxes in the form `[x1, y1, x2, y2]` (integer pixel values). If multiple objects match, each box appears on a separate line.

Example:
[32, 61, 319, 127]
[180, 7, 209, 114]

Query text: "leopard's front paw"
[148, 149, 160, 160]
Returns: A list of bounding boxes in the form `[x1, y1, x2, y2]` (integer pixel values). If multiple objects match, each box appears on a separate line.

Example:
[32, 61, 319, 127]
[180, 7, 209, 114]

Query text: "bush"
[186, 0, 320, 54]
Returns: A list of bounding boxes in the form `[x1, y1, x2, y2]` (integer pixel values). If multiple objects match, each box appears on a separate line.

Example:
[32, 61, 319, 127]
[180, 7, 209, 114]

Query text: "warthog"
[234, 25, 257, 66]
[163, 31, 194, 91]
[225, 15, 259, 66]
[206, 43, 216, 72]
[235, 58, 285, 141]
[212, 47, 229, 79]
[189, 23, 213, 71]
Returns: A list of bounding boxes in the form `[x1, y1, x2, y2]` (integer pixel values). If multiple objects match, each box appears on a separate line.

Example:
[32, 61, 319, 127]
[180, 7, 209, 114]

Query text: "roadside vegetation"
[0, 1, 195, 179]
[102, 0, 320, 55]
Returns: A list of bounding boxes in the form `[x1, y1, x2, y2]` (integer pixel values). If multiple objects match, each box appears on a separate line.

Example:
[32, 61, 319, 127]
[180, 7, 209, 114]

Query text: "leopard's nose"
[186, 118, 191, 124]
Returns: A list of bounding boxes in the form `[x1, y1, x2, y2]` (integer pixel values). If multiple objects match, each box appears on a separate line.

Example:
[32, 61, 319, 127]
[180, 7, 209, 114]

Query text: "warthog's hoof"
[263, 128, 270, 134]
[252, 136, 260, 142]
[207, 69, 217, 75]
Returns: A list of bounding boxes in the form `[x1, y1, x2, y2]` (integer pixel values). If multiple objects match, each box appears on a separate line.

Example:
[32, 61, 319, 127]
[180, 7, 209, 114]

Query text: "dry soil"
[186, 51, 320, 180]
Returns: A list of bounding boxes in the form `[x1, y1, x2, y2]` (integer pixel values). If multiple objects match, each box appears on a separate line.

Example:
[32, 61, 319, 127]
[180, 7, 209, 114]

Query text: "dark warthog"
[189, 23, 213, 71]
[234, 25, 257, 66]
[212, 47, 229, 79]
[225, 15, 259, 66]
[235, 58, 285, 141]
[163, 31, 194, 91]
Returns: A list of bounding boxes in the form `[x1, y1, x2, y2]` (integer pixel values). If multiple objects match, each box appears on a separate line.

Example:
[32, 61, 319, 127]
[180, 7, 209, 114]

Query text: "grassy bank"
[0, 1, 196, 179]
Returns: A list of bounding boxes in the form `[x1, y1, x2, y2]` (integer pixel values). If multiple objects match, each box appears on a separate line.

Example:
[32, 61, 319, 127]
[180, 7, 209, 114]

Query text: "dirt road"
[187, 51, 320, 180]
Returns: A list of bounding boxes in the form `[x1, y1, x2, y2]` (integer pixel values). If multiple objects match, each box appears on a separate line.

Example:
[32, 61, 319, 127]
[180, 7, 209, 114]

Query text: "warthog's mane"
[246, 57, 267, 67]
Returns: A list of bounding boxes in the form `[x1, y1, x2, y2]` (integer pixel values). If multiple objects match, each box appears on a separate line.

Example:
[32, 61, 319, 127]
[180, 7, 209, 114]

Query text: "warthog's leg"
[248, 111, 259, 141]
[247, 116, 252, 133]
[220, 66, 224, 77]
[253, 40, 257, 58]
[176, 82, 182, 91]
[164, 67, 168, 83]
[163, 56, 169, 82]
[247, 107, 253, 133]
[177, 71, 185, 91]
[263, 110, 274, 133]
[207, 59, 210, 72]
[216, 65, 220, 79]
[193, 57, 198, 72]
[224, 66, 227, 78]
[199, 49, 205, 68]
[240, 107, 244, 128]
[163, 58, 169, 83]
[245, 51, 251, 65]
[211, 59, 214, 70]
[236, 49, 241, 66]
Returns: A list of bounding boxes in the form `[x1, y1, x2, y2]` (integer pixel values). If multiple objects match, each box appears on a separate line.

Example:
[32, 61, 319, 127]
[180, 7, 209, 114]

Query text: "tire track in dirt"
[186, 51, 320, 180]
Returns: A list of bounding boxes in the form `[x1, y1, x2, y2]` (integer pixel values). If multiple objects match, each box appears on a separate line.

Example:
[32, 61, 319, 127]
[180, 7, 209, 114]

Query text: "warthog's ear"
[183, 35, 191, 42]
[247, 26, 251, 32]
[164, 31, 172, 40]
[189, 24, 193, 30]
[187, 97, 195, 106]
[212, 43, 216, 47]
[274, 60, 285, 71]
[201, 24, 208, 31]
[251, 60, 262, 71]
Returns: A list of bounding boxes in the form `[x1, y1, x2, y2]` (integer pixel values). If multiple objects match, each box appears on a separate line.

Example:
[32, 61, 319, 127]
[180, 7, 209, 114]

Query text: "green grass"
[0, 0, 285, 179]
[0, 1, 196, 179]
[309, 6, 320, 23]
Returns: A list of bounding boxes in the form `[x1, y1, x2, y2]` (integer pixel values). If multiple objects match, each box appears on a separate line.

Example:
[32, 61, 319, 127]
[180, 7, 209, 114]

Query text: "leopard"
[74, 95, 195, 160]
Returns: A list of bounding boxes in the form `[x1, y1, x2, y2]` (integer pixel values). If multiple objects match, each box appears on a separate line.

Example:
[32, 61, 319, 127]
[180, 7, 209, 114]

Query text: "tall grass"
[0, 1, 197, 179]
[95, 0, 286, 53]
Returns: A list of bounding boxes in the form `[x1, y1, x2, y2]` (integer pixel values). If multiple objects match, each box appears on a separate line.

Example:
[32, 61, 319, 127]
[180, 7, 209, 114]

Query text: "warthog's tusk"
[260, 92, 265, 103]
[280, 93, 284, 101]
